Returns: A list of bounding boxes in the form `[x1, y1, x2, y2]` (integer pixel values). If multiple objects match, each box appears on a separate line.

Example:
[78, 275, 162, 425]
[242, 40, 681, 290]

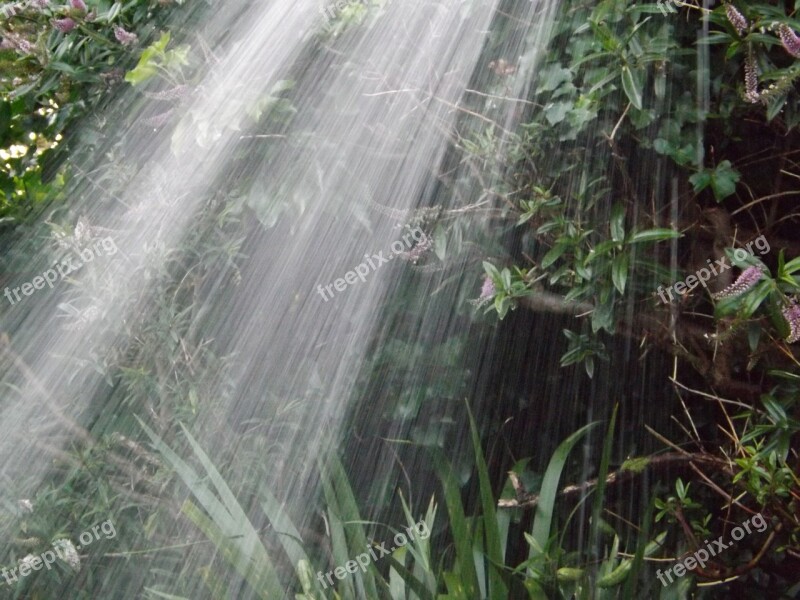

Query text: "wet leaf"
[621, 66, 643, 110]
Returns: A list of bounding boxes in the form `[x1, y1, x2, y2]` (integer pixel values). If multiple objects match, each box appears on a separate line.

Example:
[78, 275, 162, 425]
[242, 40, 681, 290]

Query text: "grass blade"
[529, 422, 599, 563]
[432, 449, 480, 597]
[466, 403, 508, 599]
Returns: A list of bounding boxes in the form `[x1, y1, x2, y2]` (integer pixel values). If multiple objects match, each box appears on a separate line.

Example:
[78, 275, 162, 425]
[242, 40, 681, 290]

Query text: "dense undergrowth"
[1, 0, 799, 598]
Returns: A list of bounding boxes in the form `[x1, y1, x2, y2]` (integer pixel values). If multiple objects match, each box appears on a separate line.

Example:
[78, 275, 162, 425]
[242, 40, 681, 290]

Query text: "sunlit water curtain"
[0, 0, 562, 597]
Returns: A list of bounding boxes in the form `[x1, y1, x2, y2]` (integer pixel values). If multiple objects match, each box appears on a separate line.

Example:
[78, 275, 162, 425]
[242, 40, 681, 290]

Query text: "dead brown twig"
[498, 451, 729, 509]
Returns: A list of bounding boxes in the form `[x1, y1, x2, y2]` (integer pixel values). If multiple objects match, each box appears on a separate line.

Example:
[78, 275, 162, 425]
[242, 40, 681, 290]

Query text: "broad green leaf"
[691, 161, 740, 201]
[621, 66, 643, 110]
[689, 170, 712, 192]
[612, 253, 629, 294]
[709, 160, 741, 201]
[483, 261, 502, 282]
[542, 243, 569, 268]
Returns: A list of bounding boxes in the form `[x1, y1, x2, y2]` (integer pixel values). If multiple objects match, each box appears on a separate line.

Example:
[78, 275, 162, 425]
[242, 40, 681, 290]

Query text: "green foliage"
[689, 160, 741, 202]
[2, 0, 799, 597]
[138, 420, 284, 598]
[320, 0, 387, 38]
[0, 0, 184, 218]
[480, 261, 534, 320]
[124, 32, 189, 86]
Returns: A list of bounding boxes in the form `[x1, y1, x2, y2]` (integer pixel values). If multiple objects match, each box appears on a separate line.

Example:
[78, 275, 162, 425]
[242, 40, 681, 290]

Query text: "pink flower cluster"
[45, 1, 138, 46]
[778, 24, 800, 59]
[113, 25, 137, 45]
[782, 303, 800, 344]
[725, 4, 748, 37]
[480, 276, 496, 301]
[711, 266, 763, 300]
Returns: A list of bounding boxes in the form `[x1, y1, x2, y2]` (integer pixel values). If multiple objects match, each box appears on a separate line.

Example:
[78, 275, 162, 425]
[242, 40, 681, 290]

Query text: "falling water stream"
[0, 0, 676, 597]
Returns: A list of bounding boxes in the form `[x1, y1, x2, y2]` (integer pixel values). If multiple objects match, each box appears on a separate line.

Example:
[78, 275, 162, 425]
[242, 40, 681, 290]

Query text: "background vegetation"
[1, 0, 799, 598]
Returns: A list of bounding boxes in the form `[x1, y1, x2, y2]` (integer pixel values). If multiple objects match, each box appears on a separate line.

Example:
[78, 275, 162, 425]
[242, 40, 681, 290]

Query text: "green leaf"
[466, 404, 508, 598]
[125, 32, 172, 85]
[495, 294, 511, 320]
[709, 160, 741, 201]
[528, 423, 599, 568]
[629, 228, 681, 243]
[137, 419, 282, 598]
[434, 224, 447, 261]
[385, 554, 434, 600]
[591, 406, 617, 555]
[542, 243, 569, 268]
[689, 170, 712, 193]
[432, 451, 481, 597]
[483, 261, 502, 282]
[591, 295, 615, 333]
[692, 161, 741, 201]
[0, 101, 10, 146]
[320, 456, 379, 598]
[783, 255, 800, 275]
[762, 395, 787, 424]
[739, 280, 771, 318]
[610, 203, 625, 243]
[621, 66, 643, 110]
[544, 101, 571, 126]
[612, 253, 629, 294]
[500, 268, 512, 291]
[748, 322, 762, 352]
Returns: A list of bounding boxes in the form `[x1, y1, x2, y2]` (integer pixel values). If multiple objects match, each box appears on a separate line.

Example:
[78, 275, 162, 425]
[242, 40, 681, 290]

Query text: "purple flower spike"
[778, 24, 800, 59]
[480, 276, 496, 301]
[725, 4, 749, 37]
[712, 265, 763, 300]
[70, 0, 87, 11]
[113, 26, 138, 46]
[782, 302, 800, 343]
[744, 51, 760, 103]
[52, 17, 76, 33]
